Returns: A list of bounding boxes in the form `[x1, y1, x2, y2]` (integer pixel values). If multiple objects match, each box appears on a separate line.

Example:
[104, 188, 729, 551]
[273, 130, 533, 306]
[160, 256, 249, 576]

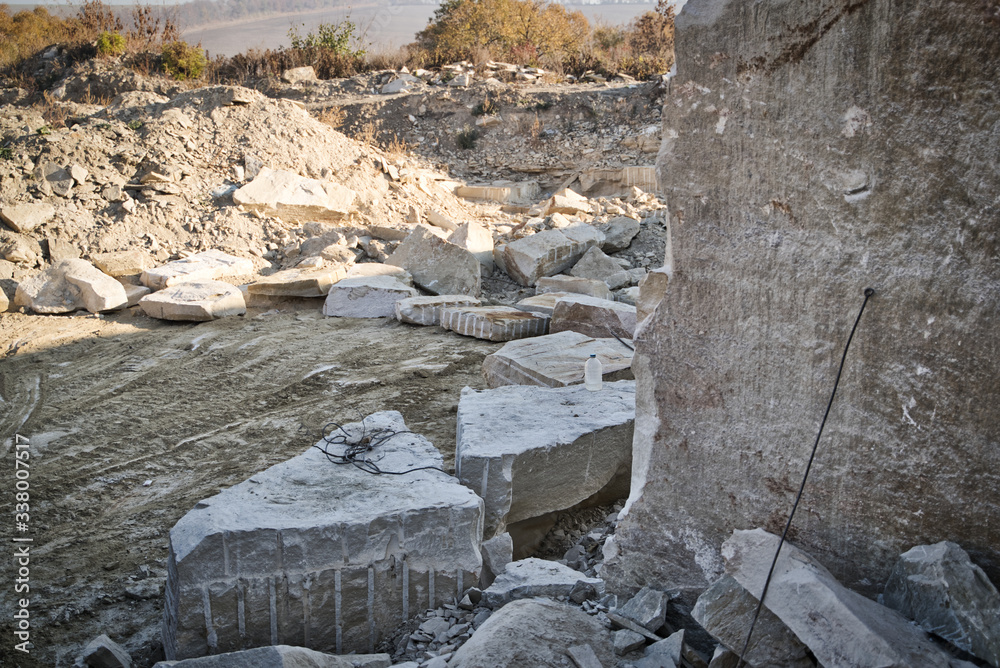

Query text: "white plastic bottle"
[584, 354, 603, 391]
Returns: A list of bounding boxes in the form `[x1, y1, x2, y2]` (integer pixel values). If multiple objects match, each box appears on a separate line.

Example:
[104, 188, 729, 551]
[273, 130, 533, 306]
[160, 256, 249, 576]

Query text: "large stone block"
[449, 222, 494, 273]
[456, 381, 634, 538]
[163, 412, 483, 660]
[502, 227, 604, 287]
[139, 281, 246, 321]
[153, 645, 389, 667]
[385, 224, 481, 297]
[722, 529, 957, 668]
[14, 259, 127, 314]
[882, 542, 1000, 666]
[570, 246, 630, 289]
[322, 275, 418, 318]
[232, 167, 356, 222]
[536, 275, 612, 300]
[91, 250, 152, 278]
[604, 0, 1000, 609]
[481, 558, 605, 609]
[248, 266, 347, 297]
[141, 250, 254, 290]
[549, 294, 637, 340]
[440, 306, 549, 342]
[394, 295, 481, 326]
[482, 330, 634, 388]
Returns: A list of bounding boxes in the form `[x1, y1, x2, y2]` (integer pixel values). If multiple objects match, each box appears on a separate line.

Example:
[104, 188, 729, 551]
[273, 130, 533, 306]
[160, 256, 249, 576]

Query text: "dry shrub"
[316, 105, 347, 130]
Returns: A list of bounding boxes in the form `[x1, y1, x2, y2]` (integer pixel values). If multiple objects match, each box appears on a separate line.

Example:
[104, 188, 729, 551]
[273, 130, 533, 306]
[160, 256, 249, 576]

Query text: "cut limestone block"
[570, 246, 630, 289]
[139, 281, 246, 321]
[544, 188, 593, 216]
[440, 306, 549, 342]
[449, 222, 495, 274]
[345, 263, 412, 284]
[395, 295, 481, 326]
[480, 533, 513, 589]
[536, 275, 612, 300]
[502, 227, 604, 287]
[247, 266, 347, 297]
[692, 574, 813, 668]
[386, 225, 480, 297]
[456, 381, 635, 537]
[153, 645, 390, 667]
[91, 250, 151, 278]
[601, 216, 641, 253]
[14, 259, 128, 314]
[449, 598, 614, 668]
[163, 412, 483, 660]
[514, 292, 568, 317]
[481, 559, 605, 609]
[232, 167, 356, 222]
[1, 202, 55, 233]
[550, 294, 637, 340]
[882, 541, 1000, 667]
[141, 250, 254, 290]
[322, 275, 418, 318]
[482, 330, 634, 388]
[455, 181, 539, 204]
[723, 529, 960, 668]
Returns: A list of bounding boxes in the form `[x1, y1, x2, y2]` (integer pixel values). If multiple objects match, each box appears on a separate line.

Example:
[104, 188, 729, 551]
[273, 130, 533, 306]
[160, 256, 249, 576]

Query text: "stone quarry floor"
[0, 305, 499, 667]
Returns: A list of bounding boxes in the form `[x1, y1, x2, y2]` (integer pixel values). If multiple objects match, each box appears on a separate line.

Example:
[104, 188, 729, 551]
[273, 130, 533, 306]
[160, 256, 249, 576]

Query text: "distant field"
[5, 2, 655, 57]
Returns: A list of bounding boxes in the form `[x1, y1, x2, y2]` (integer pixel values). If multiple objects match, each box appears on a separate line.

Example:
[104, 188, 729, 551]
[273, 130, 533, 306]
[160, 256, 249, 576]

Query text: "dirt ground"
[0, 304, 500, 667]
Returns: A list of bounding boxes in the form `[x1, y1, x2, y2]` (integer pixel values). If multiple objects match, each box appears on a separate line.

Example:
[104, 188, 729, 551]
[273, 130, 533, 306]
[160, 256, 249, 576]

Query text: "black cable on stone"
[735, 287, 875, 668]
[312, 417, 450, 476]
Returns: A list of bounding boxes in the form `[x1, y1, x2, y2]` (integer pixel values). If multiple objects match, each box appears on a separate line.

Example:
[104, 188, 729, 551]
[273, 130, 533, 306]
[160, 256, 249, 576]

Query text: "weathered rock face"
[163, 412, 483, 660]
[604, 0, 1000, 604]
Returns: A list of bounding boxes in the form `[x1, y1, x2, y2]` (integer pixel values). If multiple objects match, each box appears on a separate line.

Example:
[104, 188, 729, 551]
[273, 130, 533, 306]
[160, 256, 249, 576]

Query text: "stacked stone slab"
[395, 295, 481, 326]
[482, 330, 634, 388]
[386, 225, 481, 296]
[456, 381, 635, 541]
[550, 294, 637, 340]
[440, 306, 549, 342]
[502, 226, 604, 286]
[163, 412, 484, 660]
[141, 250, 254, 290]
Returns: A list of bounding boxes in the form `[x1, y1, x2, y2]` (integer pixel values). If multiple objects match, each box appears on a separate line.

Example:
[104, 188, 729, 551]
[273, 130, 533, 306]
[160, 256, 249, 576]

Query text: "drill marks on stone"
[334, 569, 343, 653]
[268, 577, 278, 645]
[367, 565, 376, 652]
[202, 587, 217, 652]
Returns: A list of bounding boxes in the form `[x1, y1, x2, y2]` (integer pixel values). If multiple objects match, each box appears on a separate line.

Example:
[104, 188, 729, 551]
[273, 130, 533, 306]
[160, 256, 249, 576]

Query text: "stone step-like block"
[456, 381, 635, 538]
[247, 265, 348, 297]
[141, 250, 255, 290]
[550, 294, 637, 340]
[322, 275, 418, 318]
[482, 330, 634, 388]
[395, 295, 482, 326]
[139, 280, 246, 321]
[502, 226, 604, 287]
[439, 306, 549, 342]
[163, 412, 484, 660]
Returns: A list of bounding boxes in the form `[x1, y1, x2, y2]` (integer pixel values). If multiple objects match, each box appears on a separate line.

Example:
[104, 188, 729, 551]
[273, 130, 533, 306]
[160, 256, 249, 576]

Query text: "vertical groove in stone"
[429, 567, 436, 609]
[367, 565, 376, 652]
[268, 577, 277, 646]
[302, 575, 311, 647]
[236, 581, 246, 638]
[334, 569, 343, 653]
[201, 586, 216, 653]
[402, 559, 410, 620]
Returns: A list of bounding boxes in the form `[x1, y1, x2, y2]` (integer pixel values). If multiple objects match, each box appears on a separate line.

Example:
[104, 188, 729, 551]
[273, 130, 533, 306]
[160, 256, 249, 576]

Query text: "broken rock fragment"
[395, 295, 481, 326]
[440, 305, 548, 341]
[163, 412, 483, 659]
[141, 250, 254, 290]
[550, 294, 638, 340]
[570, 246, 630, 290]
[456, 380, 635, 538]
[91, 250, 151, 278]
[481, 558, 605, 608]
[14, 259, 127, 314]
[601, 216, 641, 253]
[449, 221, 495, 274]
[81, 633, 132, 668]
[536, 274, 613, 300]
[139, 280, 246, 321]
[232, 167, 356, 222]
[386, 224, 481, 296]
[322, 275, 418, 318]
[545, 188, 593, 216]
[881, 541, 1000, 667]
[482, 330, 634, 388]
[503, 226, 604, 287]
[723, 529, 961, 668]
[247, 265, 347, 297]
[1, 202, 55, 233]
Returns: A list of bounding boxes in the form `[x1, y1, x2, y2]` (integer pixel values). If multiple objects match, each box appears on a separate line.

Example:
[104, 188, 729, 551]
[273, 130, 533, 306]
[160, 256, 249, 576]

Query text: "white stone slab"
[247, 265, 347, 297]
[503, 227, 604, 287]
[536, 275, 613, 300]
[233, 167, 356, 222]
[1, 202, 55, 233]
[163, 411, 483, 660]
[482, 330, 634, 388]
[141, 250, 254, 290]
[457, 381, 635, 537]
[139, 280, 246, 321]
[322, 275, 418, 318]
[395, 295, 482, 326]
